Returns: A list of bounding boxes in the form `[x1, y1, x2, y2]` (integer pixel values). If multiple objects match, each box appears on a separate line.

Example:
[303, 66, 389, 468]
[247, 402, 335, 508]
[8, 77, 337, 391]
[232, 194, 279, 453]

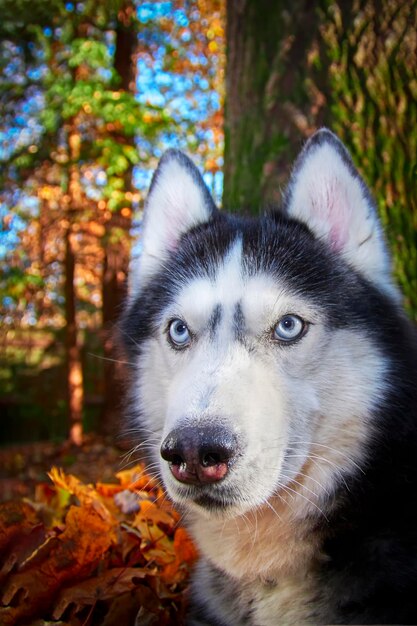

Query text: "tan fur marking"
[190, 494, 324, 581]
[191, 498, 327, 625]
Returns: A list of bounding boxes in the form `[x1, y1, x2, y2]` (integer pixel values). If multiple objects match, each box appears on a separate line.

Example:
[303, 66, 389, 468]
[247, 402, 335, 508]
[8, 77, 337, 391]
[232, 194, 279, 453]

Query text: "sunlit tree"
[0, 0, 226, 443]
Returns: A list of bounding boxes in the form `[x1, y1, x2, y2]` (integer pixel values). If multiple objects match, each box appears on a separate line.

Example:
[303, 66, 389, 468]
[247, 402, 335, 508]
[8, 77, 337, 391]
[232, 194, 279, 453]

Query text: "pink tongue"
[171, 462, 228, 484]
[199, 463, 228, 481]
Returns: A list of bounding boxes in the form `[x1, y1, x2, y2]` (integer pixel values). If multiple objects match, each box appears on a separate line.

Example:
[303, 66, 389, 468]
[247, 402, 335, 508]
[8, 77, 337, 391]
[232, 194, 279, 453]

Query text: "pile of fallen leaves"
[0, 464, 198, 625]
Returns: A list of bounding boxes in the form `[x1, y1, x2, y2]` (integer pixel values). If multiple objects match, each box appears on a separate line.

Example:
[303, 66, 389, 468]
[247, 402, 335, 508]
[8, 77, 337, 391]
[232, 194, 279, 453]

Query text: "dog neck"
[187, 490, 326, 583]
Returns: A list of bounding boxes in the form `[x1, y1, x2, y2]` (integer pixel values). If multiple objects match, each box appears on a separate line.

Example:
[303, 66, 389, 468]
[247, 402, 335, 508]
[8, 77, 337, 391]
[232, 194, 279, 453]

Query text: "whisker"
[87, 352, 136, 367]
[118, 426, 160, 436]
[284, 452, 351, 490]
[291, 469, 331, 495]
[278, 483, 329, 521]
[265, 499, 284, 522]
[278, 471, 322, 500]
[119, 445, 158, 469]
[118, 328, 141, 349]
[288, 440, 365, 474]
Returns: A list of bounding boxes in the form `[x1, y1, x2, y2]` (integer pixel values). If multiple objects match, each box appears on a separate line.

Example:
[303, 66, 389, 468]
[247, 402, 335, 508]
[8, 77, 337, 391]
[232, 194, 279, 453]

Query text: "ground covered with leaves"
[0, 437, 197, 625]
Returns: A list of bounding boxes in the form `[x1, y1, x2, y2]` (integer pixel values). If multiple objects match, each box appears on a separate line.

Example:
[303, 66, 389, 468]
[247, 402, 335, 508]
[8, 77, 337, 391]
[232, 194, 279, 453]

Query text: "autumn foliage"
[0, 465, 197, 625]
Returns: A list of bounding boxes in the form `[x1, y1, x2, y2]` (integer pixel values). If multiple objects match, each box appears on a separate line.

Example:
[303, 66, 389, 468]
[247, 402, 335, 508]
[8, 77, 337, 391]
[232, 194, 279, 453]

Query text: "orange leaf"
[115, 464, 160, 492]
[0, 503, 117, 624]
[96, 482, 123, 498]
[136, 499, 177, 529]
[48, 467, 114, 523]
[0, 463, 195, 625]
[174, 527, 198, 565]
[161, 527, 198, 584]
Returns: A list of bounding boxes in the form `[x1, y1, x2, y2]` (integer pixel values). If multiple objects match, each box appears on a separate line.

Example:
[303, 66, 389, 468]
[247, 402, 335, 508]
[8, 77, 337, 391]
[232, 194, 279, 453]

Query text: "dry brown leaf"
[52, 567, 149, 619]
[0, 501, 40, 553]
[0, 464, 195, 625]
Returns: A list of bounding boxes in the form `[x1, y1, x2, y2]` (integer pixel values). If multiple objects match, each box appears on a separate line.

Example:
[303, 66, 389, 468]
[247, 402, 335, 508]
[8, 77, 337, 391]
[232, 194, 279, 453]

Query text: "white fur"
[136, 258, 387, 520]
[134, 249, 388, 623]
[286, 132, 399, 300]
[131, 132, 396, 624]
[133, 155, 212, 290]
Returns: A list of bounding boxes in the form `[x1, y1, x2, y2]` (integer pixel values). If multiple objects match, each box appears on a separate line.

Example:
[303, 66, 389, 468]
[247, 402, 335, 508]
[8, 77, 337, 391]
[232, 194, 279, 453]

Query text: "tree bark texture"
[223, 0, 417, 319]
[223, 0, 326, 212]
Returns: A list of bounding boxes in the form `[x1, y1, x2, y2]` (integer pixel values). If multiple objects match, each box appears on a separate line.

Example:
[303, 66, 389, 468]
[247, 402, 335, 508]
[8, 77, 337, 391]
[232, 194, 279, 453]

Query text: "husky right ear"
[284, 129, 398, 298]
[134, 150, 217, 288]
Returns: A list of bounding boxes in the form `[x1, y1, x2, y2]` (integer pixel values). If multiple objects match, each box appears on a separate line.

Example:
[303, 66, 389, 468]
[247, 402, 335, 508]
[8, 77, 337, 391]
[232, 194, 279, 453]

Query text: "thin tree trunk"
[64, 121, 84, 445]
[101, 209, 131, 437]
[64, 222, 83, 446]
[100, 2, 136, 437]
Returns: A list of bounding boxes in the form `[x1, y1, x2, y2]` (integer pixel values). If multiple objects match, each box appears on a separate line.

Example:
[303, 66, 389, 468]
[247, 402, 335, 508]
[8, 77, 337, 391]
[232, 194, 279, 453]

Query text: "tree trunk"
[223, 0, 417, 320]
[64, 222, 84, 446]
[101, 210, 132, 437]
[100, 2, 136, 437]
[223, 0, 326, 212]
[64, 121, 84, 445]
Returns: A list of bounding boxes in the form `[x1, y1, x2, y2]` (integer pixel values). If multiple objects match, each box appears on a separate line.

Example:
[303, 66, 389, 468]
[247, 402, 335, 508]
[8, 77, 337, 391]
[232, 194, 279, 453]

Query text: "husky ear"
[284, 128, 397, 296]
[135, 149, 217, 286]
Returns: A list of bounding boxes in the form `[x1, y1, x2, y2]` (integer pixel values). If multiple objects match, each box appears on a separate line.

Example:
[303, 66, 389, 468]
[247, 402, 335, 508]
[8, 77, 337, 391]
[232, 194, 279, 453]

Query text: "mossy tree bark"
[223, 0, 327, 213]
[223, 0, 417, 320]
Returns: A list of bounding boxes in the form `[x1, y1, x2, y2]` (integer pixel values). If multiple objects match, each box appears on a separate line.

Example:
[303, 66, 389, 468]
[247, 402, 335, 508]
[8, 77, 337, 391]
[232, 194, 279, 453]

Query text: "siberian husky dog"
[120, 129, 417, 625]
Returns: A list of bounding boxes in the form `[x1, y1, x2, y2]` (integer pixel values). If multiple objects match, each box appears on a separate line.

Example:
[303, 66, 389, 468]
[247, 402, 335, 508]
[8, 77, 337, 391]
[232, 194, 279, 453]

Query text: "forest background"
[1, 0, 416, 450]
[0, 1, 416, 624]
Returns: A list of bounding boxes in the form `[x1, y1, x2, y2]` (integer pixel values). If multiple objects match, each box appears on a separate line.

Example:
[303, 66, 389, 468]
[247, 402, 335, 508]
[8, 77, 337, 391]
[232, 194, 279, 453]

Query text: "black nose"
[160, 425, 237, 485]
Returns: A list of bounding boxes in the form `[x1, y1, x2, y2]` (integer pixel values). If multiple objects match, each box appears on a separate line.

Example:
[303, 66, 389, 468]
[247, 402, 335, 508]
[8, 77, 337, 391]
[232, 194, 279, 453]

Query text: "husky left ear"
[134, 149, 217, 287]
[284, 128, 397, 297]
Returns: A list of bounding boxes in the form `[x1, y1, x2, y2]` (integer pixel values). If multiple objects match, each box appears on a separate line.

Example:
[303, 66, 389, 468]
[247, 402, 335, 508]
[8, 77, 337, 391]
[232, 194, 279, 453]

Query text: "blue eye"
[273, 315, 305, 342]
[169, 319, 191, 347]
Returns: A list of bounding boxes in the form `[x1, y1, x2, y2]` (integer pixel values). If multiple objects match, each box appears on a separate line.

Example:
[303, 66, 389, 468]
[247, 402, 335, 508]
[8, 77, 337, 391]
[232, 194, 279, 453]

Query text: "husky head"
[122, 129, 398, 520]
